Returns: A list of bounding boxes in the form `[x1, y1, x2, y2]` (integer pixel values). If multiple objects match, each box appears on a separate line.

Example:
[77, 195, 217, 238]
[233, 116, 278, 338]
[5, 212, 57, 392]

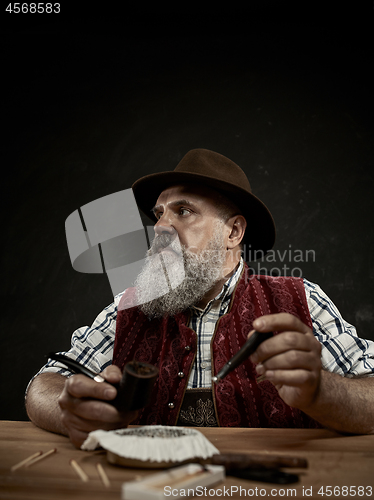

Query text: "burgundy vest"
[113, 265, 320, 428]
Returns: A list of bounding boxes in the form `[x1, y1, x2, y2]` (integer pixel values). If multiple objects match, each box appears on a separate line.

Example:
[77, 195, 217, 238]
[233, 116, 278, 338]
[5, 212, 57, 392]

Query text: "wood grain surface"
[1, 422, 373, 499]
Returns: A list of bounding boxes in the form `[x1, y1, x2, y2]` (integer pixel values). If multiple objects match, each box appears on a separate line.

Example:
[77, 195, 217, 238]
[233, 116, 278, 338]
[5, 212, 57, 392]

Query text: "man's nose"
[154, 222, 176, 237]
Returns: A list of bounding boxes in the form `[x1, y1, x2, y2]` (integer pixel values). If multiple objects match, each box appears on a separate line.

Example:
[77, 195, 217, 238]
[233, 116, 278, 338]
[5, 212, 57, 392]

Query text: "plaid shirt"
[30, 259, 374, 390]
[187, 259, 244, 387]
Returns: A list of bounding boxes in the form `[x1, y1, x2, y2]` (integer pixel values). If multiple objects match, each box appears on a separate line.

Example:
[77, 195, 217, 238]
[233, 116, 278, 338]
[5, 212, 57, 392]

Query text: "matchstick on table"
[96, 462, 111, 488]
[70, 459, 89, 482]
[11, 449, 57, 471]
[25, 448, 57, 467]
[11, 451, 43, 471]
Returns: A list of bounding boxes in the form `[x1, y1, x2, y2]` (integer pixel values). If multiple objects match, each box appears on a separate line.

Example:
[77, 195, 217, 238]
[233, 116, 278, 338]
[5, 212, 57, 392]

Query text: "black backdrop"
[2, 5, 373, 421]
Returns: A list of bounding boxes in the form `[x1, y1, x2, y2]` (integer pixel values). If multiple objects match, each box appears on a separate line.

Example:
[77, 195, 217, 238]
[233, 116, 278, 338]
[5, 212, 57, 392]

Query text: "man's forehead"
[155, 184, 218, 207]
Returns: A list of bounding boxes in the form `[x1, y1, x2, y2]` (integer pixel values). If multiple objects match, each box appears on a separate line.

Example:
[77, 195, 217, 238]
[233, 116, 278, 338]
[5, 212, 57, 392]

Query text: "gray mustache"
[149, 234, 178, 254]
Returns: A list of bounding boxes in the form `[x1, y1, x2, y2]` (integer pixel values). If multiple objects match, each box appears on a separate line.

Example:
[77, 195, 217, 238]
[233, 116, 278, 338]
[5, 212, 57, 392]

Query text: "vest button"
[168, 402, 175, 409]
[185, 345, 191, 351]
[178, 372, 184, 378]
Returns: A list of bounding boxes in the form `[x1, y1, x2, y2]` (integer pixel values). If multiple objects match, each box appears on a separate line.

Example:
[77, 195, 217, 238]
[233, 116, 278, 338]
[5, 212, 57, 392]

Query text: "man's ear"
[226, 215, 247, 249]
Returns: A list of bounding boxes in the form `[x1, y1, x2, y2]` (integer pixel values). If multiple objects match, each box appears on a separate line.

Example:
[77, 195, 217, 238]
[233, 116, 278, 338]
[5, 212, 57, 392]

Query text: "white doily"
[81, 425, 219, 463]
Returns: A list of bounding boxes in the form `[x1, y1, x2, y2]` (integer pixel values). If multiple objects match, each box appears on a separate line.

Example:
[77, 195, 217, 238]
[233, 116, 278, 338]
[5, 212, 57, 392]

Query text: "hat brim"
[132, 170, 275, 258]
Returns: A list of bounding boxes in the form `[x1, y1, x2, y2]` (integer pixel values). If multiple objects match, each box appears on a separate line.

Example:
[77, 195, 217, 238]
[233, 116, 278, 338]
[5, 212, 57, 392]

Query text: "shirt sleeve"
[304, 279, 374, 377]
[26, 292, 123, 391]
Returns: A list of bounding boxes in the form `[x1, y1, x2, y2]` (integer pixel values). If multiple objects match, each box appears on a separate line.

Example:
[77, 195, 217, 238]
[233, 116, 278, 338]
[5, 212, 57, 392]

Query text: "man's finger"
[101, 365, 122, 384]
[61, 408, 113, 432]
[68, 428, 90, 449]
[260, 368, 319, 388]
[256, 349, 319, 373]
[65, 398, 121, 422]
[65, 374, 117, 401]
[253, 312, 311, 335]
[250, 330, 318, 364]
[246, 329, 256, 339]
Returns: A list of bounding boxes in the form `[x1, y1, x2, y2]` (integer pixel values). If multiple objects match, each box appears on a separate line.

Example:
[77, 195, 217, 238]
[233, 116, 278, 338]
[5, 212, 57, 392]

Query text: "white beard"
[134, 224, 227, 319]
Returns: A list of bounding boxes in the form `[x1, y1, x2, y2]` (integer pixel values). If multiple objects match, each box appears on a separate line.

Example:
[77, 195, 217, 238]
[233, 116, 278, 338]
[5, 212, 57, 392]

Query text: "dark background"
[2, 4, 373, 420]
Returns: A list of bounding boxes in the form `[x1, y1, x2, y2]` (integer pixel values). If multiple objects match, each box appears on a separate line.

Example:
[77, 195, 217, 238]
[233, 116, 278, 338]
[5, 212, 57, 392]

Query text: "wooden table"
[1, 421, 373, 499]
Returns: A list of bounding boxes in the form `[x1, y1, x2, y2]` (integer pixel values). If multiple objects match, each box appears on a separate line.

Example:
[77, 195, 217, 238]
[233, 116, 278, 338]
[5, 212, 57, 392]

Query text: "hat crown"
[174, 149, 252, 193]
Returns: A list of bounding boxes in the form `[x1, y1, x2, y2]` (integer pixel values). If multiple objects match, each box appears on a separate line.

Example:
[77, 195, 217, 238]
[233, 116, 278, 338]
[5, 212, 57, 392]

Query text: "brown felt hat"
[132, 149, 275, 256]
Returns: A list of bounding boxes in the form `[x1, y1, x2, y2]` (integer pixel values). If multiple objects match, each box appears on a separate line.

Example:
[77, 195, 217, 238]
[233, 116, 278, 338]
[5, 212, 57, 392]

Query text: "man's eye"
[179, 208, 191, 216]
[155, 212, 163, 220]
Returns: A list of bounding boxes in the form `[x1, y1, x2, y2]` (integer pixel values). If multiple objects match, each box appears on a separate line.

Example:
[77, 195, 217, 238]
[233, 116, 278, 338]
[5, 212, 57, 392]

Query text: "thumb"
[247, 329, 256, 340]
[101, 365, 122, 384]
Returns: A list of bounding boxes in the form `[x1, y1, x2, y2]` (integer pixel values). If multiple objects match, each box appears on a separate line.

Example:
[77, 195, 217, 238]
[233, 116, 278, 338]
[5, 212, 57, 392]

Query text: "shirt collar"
[215, 257, 244, 302]
[191, 258, 244, 314]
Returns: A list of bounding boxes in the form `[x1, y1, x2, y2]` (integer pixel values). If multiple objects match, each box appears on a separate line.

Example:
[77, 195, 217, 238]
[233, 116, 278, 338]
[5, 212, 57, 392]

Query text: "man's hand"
[250, 312, 322, 411]
[58, 365, 137, 448]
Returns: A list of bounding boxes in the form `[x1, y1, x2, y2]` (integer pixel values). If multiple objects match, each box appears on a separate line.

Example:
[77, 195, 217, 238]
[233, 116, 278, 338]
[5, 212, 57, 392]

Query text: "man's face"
[134, 184, 229, 318]
[152, 184, 226, 255]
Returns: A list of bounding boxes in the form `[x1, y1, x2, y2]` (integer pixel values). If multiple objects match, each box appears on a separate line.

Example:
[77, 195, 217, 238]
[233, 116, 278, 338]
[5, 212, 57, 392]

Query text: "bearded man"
[26, 149, 374, 448]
